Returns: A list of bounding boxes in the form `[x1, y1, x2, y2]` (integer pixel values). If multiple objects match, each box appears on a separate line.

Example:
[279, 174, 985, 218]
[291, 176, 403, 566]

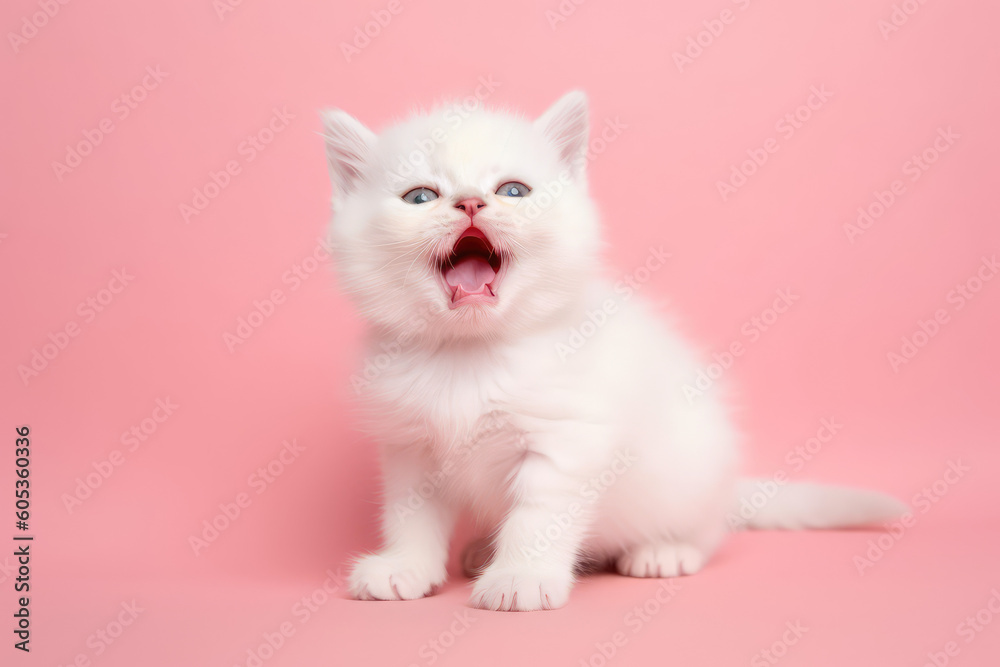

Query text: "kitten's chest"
[364, 336, 606, 512]
[364, 335, 596, 467]
[367, 345, 519, 447]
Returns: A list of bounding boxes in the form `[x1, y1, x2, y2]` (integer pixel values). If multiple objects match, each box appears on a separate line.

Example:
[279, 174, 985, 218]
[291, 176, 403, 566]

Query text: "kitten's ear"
[320, 109, 376, 199]
[535, 91, 590, 179]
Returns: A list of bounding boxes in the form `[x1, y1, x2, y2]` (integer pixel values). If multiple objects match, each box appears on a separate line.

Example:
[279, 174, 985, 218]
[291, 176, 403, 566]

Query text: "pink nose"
[455, 198, 486, 218]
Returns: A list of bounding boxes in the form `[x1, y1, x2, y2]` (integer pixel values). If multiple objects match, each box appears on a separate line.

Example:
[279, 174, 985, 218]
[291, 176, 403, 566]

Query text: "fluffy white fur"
[323, 92, 906, 611]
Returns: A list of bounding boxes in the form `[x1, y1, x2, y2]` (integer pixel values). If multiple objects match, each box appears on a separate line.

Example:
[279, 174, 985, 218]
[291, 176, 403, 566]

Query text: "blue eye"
[402, 187, 439, 204]
[496, 181, 531, 197]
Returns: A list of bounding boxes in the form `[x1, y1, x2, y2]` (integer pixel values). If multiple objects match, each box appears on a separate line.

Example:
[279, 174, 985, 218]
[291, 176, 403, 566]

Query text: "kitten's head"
[323, 92, 599, 343]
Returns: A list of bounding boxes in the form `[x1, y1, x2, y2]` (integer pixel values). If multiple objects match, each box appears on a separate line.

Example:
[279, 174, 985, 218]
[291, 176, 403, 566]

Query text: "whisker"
[402, 237, 439, 287]
[371, 252, 415, 275]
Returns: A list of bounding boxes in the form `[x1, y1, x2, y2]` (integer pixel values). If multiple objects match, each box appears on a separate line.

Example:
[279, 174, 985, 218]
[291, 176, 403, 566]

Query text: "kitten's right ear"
[320, 109, 376, 199]
[535, 91, 590, 180]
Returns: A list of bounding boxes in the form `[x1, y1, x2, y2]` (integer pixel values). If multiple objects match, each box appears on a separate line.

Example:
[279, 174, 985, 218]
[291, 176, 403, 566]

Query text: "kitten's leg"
[614, 525, 725, 578]
[615, 543, 706, 577]
[461, 535, 494, 578]
[349, 447, 455, 601]
[470, 441, 600, 611]
[463, 535, 600, 578]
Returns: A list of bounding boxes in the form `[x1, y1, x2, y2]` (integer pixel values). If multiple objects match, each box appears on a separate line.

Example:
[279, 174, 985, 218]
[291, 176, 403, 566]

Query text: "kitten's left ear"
[535, 91, 590, 180]
[321, 109, 376, 200]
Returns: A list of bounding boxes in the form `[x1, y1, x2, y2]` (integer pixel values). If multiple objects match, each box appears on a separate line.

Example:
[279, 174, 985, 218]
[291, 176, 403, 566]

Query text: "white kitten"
[323, 92, 906, 611]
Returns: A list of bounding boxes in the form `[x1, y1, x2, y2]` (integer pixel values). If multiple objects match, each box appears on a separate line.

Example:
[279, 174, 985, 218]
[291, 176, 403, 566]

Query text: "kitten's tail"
[734, 478, 908, 530]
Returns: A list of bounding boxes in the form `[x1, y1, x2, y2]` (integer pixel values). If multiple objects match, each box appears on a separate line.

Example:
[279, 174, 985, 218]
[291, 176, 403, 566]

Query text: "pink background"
[3, 0, 999, 665]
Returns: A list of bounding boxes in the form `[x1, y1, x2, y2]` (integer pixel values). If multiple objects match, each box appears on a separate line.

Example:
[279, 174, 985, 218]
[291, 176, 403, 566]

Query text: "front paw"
[469, 566, 573, 611]
[349, 552, 446, 601]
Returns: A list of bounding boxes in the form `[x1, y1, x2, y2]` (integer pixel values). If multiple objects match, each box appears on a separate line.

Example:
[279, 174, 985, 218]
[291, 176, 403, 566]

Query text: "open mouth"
[439, 227, 503, 309]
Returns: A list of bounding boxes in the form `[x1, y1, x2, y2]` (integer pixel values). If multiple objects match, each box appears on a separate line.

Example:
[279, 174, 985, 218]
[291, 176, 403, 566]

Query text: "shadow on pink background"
[2, 0, 999, 665]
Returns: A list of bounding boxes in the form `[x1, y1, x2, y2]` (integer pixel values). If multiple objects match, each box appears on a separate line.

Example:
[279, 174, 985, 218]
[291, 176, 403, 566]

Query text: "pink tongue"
[444, 256, 495, 294]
